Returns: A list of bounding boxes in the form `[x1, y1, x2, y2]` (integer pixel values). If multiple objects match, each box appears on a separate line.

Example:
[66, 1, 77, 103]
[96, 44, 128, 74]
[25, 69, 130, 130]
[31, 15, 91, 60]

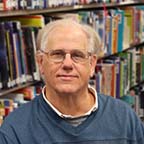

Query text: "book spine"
[106, 15, 112, 55]
[5, 30, 13, 87]
[0, 22, 9, 89]
[115, 10, 124, 52]
[12, 21, 27, 83]
[31, 27, 40, 81]
[4, 21, 17, 87]
[111, 12, 119, 54]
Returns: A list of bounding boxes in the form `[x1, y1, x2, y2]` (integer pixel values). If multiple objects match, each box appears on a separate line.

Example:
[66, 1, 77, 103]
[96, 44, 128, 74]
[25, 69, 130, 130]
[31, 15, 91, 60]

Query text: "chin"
[56, 85, 78, 94]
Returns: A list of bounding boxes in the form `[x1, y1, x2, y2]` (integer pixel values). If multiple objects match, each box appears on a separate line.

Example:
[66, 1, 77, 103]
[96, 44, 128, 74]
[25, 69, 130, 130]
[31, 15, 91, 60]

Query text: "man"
[0, 19, 144, 144]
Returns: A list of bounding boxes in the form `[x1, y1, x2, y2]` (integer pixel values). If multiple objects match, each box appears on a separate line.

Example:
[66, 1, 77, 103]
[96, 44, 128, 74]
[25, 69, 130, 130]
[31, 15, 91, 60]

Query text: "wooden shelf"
[130, 81, 144, 91]
[0, 81, 40, 97]
[99, 42, 144, 60]
[0, 1, 144, 17]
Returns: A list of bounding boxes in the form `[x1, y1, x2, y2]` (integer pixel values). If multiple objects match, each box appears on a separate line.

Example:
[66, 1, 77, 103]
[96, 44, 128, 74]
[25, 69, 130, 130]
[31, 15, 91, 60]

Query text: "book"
[118, 52, 131, 95]
[1, 15, 45, 28]
[15, 86, 36, 100]
[127, 49, 137, 87]
[12, 21, 23, 85]
[135, 6, 144, 43]
[12, 21, 27, 84]
[31, 27, 40, 81]
[135, 50, 141, 83]
[22, 27, 40, 81]
[103, 56, 121, 98]
[140, 48, 144, 81]
[0, 0, 3, 10]
[95, 65, 102, 93]
[133, 8, 141, 44]
[18, 0, 27, 9]
[115, 9, 124, 52]
[2, 0, 13, 10]
[123, 7, 135, 49]
[95, 62, 116, 97]
[140, 91, 144, 109]
[111, 11, 119, 54]
[4, 21, 17, 87]
[105, 13, 112, 55]
[4, 22, 14, 87]
[97, 11, 107, 54]
[0, 22, 9, 89]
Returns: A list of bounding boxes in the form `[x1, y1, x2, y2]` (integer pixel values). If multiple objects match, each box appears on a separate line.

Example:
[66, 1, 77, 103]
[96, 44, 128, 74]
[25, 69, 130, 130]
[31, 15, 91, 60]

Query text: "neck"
[45, 87, 95, 117]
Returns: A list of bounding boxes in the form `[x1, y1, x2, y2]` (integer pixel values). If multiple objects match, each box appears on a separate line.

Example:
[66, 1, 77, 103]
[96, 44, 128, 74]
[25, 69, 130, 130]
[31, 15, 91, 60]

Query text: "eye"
[50, 50, 65, 57]
[72, 50, 86, 59]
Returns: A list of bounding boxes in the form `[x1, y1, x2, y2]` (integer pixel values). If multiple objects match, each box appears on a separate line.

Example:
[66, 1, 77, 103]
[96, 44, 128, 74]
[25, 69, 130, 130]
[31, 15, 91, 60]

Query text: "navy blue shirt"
[0, 93, 144, 144]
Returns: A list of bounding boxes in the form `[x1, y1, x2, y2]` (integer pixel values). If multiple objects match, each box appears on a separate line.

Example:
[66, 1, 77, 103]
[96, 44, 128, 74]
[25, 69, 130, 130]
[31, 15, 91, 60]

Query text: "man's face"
[37, 26, 96, 95]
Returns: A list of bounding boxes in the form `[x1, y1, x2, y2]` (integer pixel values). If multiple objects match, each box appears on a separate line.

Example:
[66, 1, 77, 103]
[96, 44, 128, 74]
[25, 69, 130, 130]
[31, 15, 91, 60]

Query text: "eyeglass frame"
[39, 49, 93, 63]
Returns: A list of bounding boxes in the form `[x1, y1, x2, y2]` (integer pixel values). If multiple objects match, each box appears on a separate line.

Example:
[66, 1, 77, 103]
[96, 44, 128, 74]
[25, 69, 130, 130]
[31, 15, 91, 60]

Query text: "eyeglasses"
[40, 49, 91, 63]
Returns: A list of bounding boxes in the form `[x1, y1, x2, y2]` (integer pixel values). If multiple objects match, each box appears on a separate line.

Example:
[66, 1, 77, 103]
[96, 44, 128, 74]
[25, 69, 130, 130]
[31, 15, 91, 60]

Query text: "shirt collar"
[42, 85, 98, 119]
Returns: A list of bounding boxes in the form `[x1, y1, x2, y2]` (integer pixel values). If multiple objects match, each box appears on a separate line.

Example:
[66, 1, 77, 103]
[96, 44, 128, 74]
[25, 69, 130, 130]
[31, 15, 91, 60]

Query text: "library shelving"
[0, 81, 40, 97]
[0, 2, 143, 91]
[0, 1, 144, 17]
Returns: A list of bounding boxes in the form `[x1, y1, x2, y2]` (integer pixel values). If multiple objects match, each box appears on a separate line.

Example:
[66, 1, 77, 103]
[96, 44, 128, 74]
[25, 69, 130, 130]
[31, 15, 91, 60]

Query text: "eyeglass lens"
[48, 49, 89, 63]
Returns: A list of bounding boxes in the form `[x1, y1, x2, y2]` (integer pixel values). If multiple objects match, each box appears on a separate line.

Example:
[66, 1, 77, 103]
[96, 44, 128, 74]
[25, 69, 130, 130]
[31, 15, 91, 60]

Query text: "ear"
[90, 55, 97, 77]
[36, 51, 44, 74]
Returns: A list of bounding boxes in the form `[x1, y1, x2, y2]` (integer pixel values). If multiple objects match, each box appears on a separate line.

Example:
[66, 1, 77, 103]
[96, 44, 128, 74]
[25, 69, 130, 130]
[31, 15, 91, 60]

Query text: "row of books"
[0, 15, 45, 90]
[77, 6, 144, 56]
[1, 11, 143, 90]
[1, 11, 144, 90]
[0, 0, 133, 11]
[51, 6, 144, 56]
[93, 48, 144, 98]
[0, 85, 42, 126]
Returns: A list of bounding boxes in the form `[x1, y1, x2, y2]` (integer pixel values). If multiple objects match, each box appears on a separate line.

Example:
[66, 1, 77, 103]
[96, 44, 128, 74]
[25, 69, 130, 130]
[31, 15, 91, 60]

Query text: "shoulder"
[98, 93, 133, 111]
[95, 94, 144, 142]
[97, 93, 140, 123]
[97, 93, 143, 127]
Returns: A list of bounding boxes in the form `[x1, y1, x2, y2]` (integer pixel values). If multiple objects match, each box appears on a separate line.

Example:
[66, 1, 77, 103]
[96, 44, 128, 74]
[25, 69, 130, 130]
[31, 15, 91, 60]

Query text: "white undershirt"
[42, 85, 98, 119]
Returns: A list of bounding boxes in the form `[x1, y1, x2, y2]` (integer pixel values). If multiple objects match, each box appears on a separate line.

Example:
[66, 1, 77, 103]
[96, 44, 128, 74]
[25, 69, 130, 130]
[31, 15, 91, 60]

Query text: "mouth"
[57, 74, 78, 81]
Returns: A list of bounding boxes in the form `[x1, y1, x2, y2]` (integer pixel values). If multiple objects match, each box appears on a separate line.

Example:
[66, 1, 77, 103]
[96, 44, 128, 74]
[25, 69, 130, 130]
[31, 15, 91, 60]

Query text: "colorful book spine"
[111, 11, 119, 54]
[115, 9, 124, 52]
[12, 21, 23, 85]
[105, 14, 112, 55]
[5, 23, 14, 87]
[12, 21, 27, 84]
[4, 21, 17, 87]
[140, 48, 144, 81]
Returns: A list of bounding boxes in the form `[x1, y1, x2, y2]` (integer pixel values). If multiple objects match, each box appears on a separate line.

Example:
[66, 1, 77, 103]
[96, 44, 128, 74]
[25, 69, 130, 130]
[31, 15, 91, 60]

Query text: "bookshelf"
[0, 1, 144, 120]
[0, 2, 143, 88]
[0, 81, 40, 97]
[0, 1, 144, 17]
[100, 42, 144, 59]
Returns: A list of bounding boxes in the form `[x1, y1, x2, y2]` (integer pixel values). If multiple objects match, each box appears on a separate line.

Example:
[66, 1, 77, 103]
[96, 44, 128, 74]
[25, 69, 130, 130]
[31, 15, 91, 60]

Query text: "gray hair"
[36, 19, 103, 58]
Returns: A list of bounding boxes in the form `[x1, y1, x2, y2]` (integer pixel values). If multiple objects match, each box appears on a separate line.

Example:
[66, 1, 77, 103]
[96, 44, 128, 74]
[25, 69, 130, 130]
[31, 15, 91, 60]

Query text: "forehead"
[45, 25, 88, 49]
[48, 24, 87, 38]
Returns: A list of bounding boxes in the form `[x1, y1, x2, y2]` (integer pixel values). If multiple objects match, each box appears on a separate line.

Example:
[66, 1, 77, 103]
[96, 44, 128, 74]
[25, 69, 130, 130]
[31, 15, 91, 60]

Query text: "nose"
[62, 53, 73, 71]
[63, 53, 73, 63]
